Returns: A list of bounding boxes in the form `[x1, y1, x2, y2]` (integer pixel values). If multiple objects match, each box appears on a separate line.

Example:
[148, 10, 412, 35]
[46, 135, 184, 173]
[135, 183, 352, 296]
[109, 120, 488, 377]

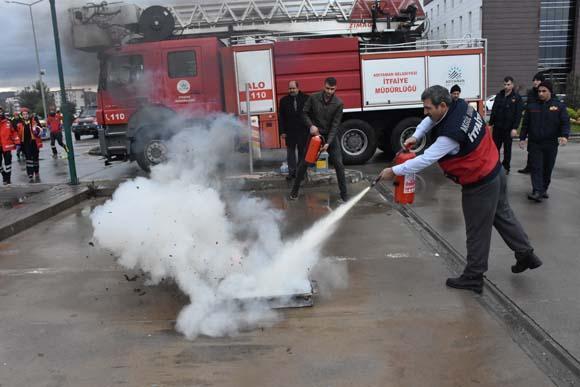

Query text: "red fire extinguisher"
[393, 148, 416, 204]
[304, 135, 323, 164]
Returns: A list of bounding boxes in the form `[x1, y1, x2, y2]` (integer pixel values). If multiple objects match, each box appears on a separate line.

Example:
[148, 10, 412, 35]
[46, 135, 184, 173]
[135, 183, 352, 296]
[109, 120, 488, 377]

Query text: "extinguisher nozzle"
[370, 175, 381, 188]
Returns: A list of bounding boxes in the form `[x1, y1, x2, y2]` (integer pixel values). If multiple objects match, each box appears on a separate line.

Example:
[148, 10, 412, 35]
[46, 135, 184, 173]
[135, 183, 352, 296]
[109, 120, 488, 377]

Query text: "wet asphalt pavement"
[0, 185, 553, 386]
[0, 139, 579, 386]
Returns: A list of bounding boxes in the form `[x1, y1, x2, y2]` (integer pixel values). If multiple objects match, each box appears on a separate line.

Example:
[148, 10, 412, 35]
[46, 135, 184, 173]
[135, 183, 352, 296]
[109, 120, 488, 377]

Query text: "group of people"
[278, 73, 569, 293]
[0, 106, 68, 185]
[489, 72, 569, 202]
[279, 77, 348, 202]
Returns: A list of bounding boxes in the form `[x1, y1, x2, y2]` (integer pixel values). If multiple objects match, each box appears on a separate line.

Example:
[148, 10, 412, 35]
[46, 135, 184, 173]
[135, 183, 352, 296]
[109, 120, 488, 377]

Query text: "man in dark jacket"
[518, 72, 545, 174]
[289, 77, 347, 202]
[279, 81, 309, 179]
[520, 80, 569, 202]
[489, 76, 523, 174]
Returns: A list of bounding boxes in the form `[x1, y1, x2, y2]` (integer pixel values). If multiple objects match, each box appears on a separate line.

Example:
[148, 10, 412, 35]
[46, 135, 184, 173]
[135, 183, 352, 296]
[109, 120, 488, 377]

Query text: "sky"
[0, 0, 167, 92]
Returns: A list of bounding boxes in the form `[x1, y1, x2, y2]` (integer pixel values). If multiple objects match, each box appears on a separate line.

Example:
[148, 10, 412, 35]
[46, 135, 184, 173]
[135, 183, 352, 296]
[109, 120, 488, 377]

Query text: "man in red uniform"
[378, 85, 542, 293]
[0, 108, 20, 185]
[46, 110, 69, 158]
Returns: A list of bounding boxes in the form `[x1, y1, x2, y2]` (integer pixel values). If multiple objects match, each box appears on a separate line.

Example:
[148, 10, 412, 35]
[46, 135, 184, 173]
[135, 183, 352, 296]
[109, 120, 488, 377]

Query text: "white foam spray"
[91, 116, 364, 339]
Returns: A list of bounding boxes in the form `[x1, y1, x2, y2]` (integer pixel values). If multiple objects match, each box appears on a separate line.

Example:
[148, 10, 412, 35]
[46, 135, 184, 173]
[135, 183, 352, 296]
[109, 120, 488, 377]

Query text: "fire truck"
[69, 1, 486, 171]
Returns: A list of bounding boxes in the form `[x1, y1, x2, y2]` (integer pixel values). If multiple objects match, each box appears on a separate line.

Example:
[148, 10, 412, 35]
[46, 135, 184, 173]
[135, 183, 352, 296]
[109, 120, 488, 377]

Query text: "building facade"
[424, 0, 579, 96]
[424, 0, 482, 40]
[51, 88, 97, 114]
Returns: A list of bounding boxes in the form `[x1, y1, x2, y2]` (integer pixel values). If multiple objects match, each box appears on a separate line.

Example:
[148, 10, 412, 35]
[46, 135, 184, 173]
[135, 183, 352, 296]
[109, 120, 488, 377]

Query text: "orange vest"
[17, 119, 43, 149]
[0, 118, 20, 152]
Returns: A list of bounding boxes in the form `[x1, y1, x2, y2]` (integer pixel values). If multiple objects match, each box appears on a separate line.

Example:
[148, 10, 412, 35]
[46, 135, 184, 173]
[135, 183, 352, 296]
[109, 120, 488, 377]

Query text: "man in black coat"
[278, 81, 309, 179]
[519, 80, 570, 202]
[518, 72, 545, 174]
[489, 76, 523, 174]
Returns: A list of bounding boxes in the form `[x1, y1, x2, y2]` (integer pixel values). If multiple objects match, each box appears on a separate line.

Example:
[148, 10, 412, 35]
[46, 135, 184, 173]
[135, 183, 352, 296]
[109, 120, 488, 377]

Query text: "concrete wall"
[482, 0, 540, 97]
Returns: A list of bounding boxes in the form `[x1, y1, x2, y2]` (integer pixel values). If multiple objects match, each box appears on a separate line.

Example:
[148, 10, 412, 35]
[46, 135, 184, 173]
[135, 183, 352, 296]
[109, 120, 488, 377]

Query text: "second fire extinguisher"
[304, 135, 323, 164]
[393, 148, 416, 204]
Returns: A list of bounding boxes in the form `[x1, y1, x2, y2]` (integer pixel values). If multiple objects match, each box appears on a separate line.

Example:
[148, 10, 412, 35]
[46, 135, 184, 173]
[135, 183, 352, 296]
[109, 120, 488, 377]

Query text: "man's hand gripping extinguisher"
[304, 135, 323, 164]
[392, 147, 416, 204]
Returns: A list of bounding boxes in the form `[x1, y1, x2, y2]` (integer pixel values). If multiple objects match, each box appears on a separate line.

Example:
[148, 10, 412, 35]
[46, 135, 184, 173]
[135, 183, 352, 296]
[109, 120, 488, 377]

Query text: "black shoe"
[28, 175, 34, 183]
[339, 193, 349, 203]
[288, 192, 298, 201]
[542, 192, 549, 199]
[512, 250, 543, 274]
[285, 174, 295, 181]
[446, 274, 483, 294]
[518, 167, 531, 174]
[527, 192, 543, 202]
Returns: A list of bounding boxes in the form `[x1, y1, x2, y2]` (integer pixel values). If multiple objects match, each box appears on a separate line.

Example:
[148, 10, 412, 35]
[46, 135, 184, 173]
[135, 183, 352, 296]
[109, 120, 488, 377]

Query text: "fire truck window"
[168, 51, 197, 78]
[107, 55, 144, 88]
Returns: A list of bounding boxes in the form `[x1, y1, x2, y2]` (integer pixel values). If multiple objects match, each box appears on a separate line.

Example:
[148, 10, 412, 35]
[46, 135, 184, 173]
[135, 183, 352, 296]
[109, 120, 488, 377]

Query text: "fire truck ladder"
[167, 0, 418, 37]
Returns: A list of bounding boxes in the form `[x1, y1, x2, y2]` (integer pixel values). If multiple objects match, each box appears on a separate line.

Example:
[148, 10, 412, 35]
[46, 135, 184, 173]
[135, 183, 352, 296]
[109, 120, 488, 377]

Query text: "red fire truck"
[70, 1, 486, 171]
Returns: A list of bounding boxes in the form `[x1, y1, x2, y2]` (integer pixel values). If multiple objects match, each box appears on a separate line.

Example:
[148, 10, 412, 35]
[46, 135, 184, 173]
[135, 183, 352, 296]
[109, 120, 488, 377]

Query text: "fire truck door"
[234, 48, 276, 115]
[162, 47, 203, 108]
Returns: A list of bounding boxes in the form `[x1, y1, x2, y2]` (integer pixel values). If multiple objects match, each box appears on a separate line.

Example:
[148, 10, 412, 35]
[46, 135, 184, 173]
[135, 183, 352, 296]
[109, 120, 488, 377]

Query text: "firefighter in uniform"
[0, 108, 20, 185]
[17, 108, 43, 182]
[46, 110, 69, 158]
[378, 85, 542, 294]
[518, 72, 545, 174]
[519, 80, 569, 202]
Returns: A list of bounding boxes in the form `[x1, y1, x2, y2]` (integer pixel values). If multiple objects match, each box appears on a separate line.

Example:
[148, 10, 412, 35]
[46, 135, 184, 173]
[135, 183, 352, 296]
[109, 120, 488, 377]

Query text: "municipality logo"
[448, 66, 462, 80]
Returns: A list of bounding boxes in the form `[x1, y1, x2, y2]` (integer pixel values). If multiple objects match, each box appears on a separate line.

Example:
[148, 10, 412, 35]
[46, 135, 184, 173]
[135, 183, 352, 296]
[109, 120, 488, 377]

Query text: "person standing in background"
[519, 80, 569, 202]
[279, 81, 309, 180]
[16, 108, 43, 182]
[518, 72, 545, 174]
[489, 76, 523, 174]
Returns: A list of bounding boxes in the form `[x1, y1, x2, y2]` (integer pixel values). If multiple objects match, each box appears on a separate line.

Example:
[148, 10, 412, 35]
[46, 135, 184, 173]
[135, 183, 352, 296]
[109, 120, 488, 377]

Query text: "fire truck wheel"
[391, 117, 428, 154]
[339, 119, 376, 165]
[135, 138, 168, 172]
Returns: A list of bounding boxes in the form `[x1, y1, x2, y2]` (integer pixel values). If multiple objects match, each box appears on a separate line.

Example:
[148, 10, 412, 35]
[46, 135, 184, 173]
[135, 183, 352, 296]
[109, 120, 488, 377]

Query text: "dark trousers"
[286, 137, 306, 176]
[462, 169, 533, 276]
[493, 128, 513, 171]
[1, 151, 12, 183]
[23, 142, 40, 177]
[529, 141, 558, 194]
[50, 131, 67, 155]
[291, 138, 347, 198]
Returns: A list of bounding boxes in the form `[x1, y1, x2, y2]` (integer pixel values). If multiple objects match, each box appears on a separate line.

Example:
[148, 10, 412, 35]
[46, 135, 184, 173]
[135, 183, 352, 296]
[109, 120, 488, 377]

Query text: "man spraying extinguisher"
[378, 85, 542, 294]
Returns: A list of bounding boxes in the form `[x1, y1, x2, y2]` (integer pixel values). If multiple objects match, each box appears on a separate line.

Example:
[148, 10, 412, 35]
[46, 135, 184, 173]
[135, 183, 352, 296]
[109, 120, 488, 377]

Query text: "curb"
[0, 185, 91, 242]
[371, 178, 580, 386]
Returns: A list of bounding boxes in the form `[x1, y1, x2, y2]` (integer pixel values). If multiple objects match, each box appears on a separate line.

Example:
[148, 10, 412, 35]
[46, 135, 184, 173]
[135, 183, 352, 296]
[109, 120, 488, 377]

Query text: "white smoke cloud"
[90, 115, 353, 339]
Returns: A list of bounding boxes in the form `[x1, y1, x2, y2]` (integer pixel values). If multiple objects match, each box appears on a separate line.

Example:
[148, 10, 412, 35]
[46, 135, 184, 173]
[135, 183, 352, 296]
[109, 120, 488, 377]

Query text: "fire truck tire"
[376, 129, 396, 160]
[339, 119, 376, 165]
[390, 117, 428, 154]
[134, 133, 169, 172]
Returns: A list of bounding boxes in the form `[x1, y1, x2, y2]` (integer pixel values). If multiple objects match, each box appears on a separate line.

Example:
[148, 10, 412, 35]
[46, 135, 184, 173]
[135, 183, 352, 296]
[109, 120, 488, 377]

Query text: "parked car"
[72, 106, 99, 140]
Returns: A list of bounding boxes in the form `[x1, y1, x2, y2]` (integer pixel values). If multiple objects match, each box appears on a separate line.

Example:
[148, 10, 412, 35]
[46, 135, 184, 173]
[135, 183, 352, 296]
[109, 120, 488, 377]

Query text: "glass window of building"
[539, 0, 577, 87]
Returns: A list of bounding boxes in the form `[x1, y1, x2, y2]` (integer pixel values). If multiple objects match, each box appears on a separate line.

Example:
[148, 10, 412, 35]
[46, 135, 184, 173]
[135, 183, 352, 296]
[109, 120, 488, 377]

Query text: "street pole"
[29, 5, 48, 120]
[49, 0, 78, 185]
[5, 0, 48, 120]
[246, 83, 253, 175]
